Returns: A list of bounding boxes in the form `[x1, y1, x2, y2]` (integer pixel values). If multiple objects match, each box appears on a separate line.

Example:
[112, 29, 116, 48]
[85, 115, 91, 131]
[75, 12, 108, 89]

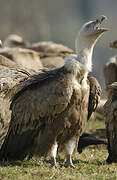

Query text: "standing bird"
[0, 16, 108, 167]
[104, 82, 117, 163]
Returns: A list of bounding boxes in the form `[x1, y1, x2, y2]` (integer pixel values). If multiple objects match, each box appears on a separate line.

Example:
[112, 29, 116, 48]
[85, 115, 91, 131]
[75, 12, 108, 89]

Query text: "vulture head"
[76, 15, 108, 53]
[2, 34, 30, 48]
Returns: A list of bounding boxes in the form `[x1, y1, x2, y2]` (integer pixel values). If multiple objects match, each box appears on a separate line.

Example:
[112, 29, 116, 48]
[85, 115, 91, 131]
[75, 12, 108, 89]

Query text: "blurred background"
[0, 0, 117, 96]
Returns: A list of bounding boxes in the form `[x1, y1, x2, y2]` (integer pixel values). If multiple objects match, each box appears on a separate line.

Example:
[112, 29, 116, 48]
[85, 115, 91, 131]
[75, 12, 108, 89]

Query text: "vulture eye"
[94, 24, 99, 30]
[94, 22, 101, 31]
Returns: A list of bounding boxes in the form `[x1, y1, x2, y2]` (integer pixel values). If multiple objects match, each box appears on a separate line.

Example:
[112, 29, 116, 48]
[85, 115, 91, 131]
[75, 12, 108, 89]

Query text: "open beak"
[93, 15, 109, 35]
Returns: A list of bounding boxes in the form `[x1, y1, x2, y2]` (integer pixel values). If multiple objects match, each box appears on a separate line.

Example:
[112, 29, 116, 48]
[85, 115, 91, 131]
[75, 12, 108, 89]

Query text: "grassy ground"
[0, 118, 117, 180]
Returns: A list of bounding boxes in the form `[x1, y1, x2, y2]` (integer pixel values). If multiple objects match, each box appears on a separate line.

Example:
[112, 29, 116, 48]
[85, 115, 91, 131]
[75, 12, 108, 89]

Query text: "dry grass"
[0, 119, 117, 180]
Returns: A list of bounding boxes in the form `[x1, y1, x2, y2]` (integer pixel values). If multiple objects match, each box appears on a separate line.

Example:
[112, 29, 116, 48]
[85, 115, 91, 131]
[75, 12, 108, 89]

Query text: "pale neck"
[75, 35, 96, 72]
[78, 48, 93, 72]
[75, 34, 95, 53]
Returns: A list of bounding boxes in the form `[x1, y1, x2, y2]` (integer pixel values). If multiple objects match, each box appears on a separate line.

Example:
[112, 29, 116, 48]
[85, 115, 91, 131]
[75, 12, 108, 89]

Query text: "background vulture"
[0, 15, 108, 167]
[1, 35, 74, 69]
[104, 82, 117, 163]
[0, 48, 43, 73]
[2, 34, 29, 48]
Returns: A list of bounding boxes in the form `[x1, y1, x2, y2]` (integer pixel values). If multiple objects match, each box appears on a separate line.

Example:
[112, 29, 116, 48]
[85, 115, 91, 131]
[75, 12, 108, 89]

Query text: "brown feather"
[104, 83, 117, 163]
[0, 61, 89, 160]
[87, 75, 102, 119]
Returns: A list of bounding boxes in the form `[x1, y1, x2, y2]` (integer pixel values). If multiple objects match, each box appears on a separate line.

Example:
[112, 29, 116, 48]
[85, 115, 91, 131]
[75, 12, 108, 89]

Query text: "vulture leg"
[64, 136, 76, 168]
[50, 141, 58, 168]
[65, 154, 75, 168]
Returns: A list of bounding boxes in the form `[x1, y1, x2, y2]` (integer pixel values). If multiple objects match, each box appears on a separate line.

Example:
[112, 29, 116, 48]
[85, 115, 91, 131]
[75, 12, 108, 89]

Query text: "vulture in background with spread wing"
[104, 82, 117, 163]
[0, 16, 108, 167]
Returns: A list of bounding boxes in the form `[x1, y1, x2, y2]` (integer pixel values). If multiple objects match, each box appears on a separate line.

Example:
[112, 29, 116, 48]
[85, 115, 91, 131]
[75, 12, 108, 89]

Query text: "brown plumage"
[0, 65, 88, 164]
[87, 76, 102, 119]
[0, 56, 30, 147]
[104, 82, 117, 163]
[0, 16, 108, 167]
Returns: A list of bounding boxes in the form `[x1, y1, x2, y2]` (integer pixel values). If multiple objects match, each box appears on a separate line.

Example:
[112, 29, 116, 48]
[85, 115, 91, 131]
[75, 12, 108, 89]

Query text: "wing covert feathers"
[0, 66, 74, 160]
[87, 76, 102, 120]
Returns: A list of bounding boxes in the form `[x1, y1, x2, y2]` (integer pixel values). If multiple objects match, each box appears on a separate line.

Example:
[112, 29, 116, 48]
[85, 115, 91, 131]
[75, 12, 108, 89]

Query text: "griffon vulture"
[104, 82, 117, 163]
[0, 15, 108, 167]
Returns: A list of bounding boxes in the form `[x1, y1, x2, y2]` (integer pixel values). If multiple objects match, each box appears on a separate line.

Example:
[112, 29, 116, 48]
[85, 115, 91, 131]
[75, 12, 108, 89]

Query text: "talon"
[65, 162, 75, 168]
[65, 154, 75, 168]
[52, 164, 57, 169]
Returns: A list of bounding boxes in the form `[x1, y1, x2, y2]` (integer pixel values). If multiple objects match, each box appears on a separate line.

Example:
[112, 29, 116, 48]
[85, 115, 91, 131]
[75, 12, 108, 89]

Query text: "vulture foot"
[65, 154, 75, 168]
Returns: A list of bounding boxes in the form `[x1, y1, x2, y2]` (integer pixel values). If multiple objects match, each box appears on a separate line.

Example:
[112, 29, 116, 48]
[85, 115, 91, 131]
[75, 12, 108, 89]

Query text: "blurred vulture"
[104, 82, 117, 163]
[0, 48, 43, 72]
[29, 41, 74, 68]
[104, 40, 117, 96]
[2, 34, 74, 69]
[2, 34, 30, 48]
[0, 15, 108, 167]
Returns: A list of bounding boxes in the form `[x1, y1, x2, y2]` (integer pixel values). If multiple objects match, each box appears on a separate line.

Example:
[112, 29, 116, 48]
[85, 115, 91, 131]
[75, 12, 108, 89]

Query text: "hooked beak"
[92, 15, 109, 35]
